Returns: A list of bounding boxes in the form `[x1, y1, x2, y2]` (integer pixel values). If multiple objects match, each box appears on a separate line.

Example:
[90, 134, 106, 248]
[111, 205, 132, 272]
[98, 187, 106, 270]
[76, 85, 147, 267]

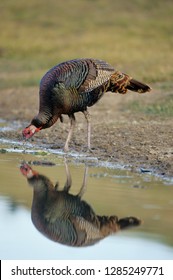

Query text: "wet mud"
[0, 86, 173, 178]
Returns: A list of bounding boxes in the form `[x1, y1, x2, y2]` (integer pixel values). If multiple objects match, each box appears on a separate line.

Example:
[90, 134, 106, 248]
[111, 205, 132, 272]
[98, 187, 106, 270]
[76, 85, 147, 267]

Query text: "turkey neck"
[31, 110, 59, 129]
[28, 175, 55, 213]
[31, 93, 60, 129]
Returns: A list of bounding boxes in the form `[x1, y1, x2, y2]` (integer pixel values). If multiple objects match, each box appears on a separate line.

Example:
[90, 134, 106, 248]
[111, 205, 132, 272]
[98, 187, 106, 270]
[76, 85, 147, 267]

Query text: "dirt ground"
[1, 85, 173, 178]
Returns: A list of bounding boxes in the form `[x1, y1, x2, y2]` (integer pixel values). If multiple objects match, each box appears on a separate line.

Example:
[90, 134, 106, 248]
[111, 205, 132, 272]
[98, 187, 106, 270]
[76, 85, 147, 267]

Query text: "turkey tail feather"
[127, 78, 151, 93]
[109, 71, 151, 94]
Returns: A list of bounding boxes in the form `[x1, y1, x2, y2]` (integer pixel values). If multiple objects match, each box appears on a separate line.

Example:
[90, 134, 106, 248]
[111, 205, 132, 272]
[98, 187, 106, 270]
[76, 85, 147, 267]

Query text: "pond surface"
[0, 142, 173, 260]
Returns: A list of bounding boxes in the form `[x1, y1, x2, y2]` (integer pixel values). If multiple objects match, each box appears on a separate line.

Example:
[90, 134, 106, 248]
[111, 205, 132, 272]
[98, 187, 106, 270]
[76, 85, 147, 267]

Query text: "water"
[0, 142, 173, 260]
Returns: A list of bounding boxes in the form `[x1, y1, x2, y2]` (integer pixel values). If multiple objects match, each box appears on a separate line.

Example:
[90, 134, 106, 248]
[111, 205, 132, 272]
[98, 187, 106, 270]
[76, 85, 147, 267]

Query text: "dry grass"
[0, 0, 173, 89]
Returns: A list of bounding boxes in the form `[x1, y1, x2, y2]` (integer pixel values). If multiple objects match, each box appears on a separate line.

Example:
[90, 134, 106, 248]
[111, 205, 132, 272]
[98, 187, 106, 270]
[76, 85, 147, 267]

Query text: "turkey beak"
[22, 130, 30, 140]
[36, 126, 43, 133]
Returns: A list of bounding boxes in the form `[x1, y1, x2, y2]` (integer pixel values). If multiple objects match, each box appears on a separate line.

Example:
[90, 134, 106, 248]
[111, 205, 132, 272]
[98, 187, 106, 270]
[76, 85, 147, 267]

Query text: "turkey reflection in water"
[20, 159, 141, 247]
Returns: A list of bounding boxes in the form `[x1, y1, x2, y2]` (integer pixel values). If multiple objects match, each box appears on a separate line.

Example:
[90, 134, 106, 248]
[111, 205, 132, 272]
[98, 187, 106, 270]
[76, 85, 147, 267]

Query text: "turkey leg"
[83, 110, 91, 151]
[64, 114, 76, 152]
[63, 157, 72, 192]
[78, 165, 88, 198]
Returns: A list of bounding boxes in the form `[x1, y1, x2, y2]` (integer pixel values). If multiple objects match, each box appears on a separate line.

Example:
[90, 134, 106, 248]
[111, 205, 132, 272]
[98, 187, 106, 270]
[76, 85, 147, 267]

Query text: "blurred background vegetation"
[0, 0, 173, 90]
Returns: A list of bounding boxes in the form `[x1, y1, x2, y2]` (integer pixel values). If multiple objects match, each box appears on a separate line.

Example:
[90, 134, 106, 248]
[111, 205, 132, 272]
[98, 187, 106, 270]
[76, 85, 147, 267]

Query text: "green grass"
[127, 93, 173, 117]
[0, 0, 173, 89]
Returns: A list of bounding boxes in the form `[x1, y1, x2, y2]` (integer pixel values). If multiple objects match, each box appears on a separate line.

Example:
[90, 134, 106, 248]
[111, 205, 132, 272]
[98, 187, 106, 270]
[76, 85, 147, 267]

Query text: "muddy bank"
[0, 86, 173, 178]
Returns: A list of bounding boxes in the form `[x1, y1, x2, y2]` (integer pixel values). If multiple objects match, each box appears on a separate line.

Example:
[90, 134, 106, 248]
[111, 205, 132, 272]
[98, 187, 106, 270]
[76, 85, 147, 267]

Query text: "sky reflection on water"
[1, 151, 173, 260]
[1, 196, 173, 260]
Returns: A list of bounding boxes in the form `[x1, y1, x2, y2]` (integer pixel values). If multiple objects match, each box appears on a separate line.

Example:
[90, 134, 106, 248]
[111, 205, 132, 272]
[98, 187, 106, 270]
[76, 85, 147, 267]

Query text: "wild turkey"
[20, 160, 141, 247]
[22, 58, 151, 151]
